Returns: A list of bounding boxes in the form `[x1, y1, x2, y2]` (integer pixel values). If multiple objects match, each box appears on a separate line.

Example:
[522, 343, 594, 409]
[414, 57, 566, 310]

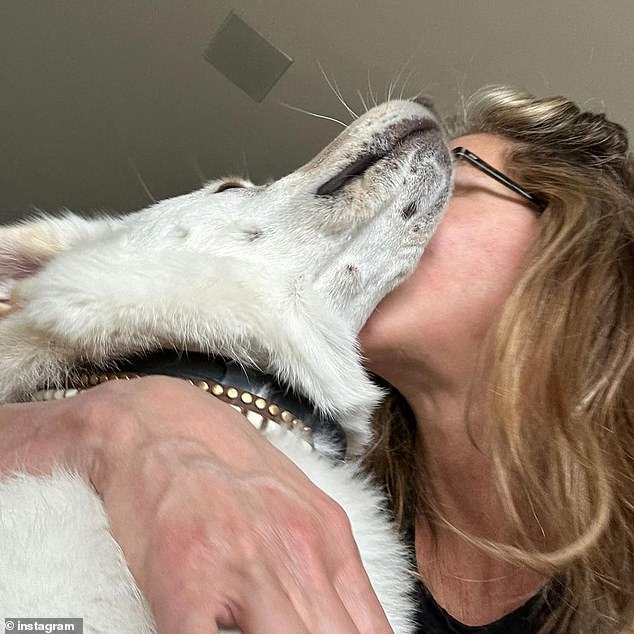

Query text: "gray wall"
[2, 0, 632, 222]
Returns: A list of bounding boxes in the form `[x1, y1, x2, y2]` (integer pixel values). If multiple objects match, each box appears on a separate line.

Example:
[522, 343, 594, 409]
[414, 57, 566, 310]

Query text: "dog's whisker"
[399, 67, 417, 100]
[331, 79, 358, 120]
[386, 73, 398, 103]
[357, 90, 369, 115]
[454, 51, 477, 118]
[411, 86, 426, 102]
[191, 158, 206, 186]
[127, 158, 156, 203]
[275, 99, 347, 128]
[240, 150, 251, 181]
[389, 54, 415, 103]
[366, 68, 378, 107]
[317, 61, 358, 120]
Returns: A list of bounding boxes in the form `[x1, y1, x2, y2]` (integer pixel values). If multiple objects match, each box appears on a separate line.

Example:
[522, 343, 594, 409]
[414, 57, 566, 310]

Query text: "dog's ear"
[0, 214, 118, 315]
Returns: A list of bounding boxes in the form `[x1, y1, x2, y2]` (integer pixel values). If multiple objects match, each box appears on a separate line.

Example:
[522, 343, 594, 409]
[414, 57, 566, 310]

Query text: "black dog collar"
[43, 350, 347, 459]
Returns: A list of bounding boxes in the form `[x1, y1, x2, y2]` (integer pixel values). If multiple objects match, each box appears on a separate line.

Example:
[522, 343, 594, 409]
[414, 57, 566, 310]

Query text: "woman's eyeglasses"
[452, 147, 547, 213]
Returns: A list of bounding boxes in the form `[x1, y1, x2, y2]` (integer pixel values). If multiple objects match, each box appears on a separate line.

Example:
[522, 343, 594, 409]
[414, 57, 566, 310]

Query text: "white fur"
[0, 100, 452, 632]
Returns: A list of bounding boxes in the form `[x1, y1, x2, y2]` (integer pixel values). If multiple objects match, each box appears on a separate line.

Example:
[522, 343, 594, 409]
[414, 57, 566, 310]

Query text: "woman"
[1, 86, 632, 633]
[361, 86, 634, 632]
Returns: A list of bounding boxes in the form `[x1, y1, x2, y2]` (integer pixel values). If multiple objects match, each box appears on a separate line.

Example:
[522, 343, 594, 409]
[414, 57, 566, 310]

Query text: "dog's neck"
[49, 350, 348, 459]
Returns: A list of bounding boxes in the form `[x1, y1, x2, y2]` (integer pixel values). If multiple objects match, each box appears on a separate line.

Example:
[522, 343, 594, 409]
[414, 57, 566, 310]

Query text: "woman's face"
[359, 133, 540, 388]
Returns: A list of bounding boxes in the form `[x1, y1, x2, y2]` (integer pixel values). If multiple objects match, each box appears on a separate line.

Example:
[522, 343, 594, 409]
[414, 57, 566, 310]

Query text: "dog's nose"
[413, 96, 436, 110]
[412, 96, 441, 121]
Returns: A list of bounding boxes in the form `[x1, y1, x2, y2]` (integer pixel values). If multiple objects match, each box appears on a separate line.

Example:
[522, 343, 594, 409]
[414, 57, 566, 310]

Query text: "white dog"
[0, 100, 452, 633]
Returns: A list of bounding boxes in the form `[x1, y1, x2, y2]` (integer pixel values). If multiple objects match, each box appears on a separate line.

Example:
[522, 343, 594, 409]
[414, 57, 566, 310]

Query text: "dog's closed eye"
[214, 180, 246, 193]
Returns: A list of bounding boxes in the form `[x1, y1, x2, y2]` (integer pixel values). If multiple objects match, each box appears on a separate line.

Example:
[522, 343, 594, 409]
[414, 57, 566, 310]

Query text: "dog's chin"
[356, 270, 412, 351]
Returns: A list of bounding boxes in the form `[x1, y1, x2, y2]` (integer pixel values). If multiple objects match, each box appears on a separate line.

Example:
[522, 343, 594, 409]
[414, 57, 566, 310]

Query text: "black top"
[413, 579, 548, 633]
[404, 527, 552, 633]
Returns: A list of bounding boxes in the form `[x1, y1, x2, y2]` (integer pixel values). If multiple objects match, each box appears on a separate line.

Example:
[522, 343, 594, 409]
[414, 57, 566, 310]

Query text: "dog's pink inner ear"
[0, 253, 42, 304]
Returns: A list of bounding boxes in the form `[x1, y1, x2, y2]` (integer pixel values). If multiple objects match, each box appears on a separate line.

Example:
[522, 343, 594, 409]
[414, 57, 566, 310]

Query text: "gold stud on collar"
[30, 372, 314, 449]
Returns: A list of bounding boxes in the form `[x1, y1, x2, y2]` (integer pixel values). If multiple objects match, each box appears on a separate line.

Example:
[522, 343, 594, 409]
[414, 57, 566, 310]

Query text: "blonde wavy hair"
[362, 86, 634, 633]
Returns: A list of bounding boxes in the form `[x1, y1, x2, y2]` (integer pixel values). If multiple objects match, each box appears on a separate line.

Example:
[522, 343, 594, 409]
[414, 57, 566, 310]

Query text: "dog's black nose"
[412, 96, 441, 121]
[413, 96, 432, 107]
[413, 96, 435, 110]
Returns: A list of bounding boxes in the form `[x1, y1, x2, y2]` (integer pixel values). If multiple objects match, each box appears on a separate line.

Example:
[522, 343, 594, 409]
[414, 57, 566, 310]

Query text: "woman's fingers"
[262, 503, 393, 634]
[232, 563, 315, 634]
[329, 547, 395, 634]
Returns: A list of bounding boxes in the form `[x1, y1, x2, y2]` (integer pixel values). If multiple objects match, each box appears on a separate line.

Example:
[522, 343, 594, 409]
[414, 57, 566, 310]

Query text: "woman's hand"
[1, 376, 392, 634]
